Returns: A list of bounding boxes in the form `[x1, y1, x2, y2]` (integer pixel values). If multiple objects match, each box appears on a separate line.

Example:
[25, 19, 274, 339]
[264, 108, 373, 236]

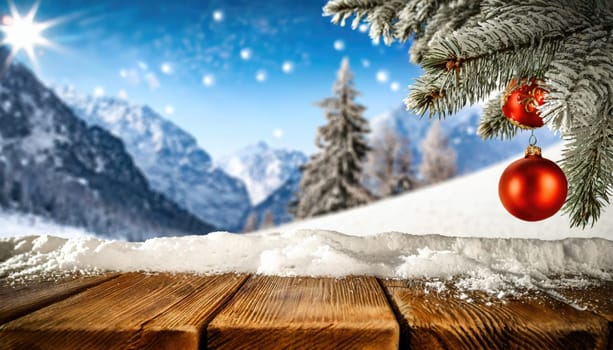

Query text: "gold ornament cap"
[525, 145, 542, 157]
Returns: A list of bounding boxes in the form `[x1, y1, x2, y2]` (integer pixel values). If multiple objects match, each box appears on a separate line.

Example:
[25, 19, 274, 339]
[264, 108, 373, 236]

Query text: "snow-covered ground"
[1, 232, 611, 292]
[0, 143, 611, 293]
[0, 211, 95, 239]
[259, 143, 612, 240]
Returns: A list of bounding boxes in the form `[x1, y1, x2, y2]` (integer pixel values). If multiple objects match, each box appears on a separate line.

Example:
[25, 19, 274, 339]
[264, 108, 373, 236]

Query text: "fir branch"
[394, 0, 448, 43]
[324, 0, 407, 45]
[409, 0, 483, 64]
[540, 27, 613, 132]
[561, 106, 613, 228]
[477, 94, 519, 140]
[410, 38, 561, 116]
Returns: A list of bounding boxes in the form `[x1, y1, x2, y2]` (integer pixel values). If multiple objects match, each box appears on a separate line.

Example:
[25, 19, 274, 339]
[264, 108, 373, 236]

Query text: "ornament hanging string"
[529, 130, 537, 146]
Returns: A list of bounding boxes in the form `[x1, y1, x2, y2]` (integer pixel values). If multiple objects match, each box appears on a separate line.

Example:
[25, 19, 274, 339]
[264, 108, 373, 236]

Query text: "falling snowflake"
[202, 74, 215, 87]
[240, 48, 252, 60]
[256, 69, 267, 82]
[118, 90, 128, 100]
[358, 24, 369, 33]
[333, 39, 345, 51]
[376, 70, 389, 83]
[361, 59, 370, 68]
[273, 128, 284, 138]
[282, 61, 294, 74]
[160, 62, 173, 74]
[165, 105, 175, 115]
[213, 10, 224, 22]
[390, 81, 400, 91]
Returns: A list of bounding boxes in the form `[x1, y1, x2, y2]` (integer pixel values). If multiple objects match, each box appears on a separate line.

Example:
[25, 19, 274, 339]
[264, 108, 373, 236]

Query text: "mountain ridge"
[56, 88, 251, 231]
[0, 51, 216, 240]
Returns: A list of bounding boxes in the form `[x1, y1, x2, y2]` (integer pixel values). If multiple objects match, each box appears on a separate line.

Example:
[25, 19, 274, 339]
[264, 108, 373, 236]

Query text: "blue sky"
[2, 0, 423, 158]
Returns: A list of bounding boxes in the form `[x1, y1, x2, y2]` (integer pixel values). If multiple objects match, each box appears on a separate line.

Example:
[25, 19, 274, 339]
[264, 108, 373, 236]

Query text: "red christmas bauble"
[499, 146, 567, 221]
[501, 78, 546, 129]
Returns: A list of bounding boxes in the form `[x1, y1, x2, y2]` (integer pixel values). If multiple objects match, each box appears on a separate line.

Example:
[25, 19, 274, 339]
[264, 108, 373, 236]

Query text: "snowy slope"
[0, 210, 94, 239]
[56, 88, 250, 231]
[258, 143, 613, 240]
[219, 142, 307, 205]
[371, 105, 561, 174]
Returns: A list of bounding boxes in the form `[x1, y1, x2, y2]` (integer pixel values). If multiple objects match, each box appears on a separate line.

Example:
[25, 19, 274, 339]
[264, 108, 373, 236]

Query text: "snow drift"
[1, 231, 611, 293]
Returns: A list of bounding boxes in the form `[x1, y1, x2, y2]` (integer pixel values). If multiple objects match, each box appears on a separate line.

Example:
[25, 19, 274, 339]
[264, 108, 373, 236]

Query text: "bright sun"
[1, 1, 59, 69]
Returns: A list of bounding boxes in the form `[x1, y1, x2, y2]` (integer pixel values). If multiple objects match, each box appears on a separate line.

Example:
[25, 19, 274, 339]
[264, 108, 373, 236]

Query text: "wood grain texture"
[380, 279, 610, 350]
[207, 276, 399, 350]
[550, 280, 613, 350]
[0, 272, 248, 350]
[0, 273, 119, 324]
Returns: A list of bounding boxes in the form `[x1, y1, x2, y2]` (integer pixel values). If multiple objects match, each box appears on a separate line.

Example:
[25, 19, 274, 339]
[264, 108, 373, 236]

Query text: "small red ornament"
[501, 78, 547, 129]
[499, 145, 567, 221]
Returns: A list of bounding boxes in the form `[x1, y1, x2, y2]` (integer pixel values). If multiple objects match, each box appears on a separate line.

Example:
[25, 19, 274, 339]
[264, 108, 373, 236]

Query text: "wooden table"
[0, 273, 611, 349]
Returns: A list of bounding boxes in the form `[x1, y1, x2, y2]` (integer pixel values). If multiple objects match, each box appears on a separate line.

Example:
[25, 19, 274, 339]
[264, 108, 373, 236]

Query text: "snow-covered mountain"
[56, 88, 250, 231]
[219, 142, 307, 205]
[258, 143, 613, 240]
[0, 49, 215, 240]
[250, 170, 301, 228]
[371, 105, 561, 174]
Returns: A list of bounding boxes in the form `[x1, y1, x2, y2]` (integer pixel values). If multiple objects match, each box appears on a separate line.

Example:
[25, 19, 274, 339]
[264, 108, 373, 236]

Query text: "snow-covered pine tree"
[419, 120, 457, 185]
[292, 58, 373, 218]
[324, 0, 613, 227]
[364, 124, 415, 197]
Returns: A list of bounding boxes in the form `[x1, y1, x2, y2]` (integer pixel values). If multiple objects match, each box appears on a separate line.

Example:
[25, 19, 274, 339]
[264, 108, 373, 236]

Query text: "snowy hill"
[0, 50, 215, 240]
[219, 142, 307, 205]
[371, 105, 561, 174]
[56, 88, 250, 231]
[258, 143, 613, 240]
[0, 210, 95, 239]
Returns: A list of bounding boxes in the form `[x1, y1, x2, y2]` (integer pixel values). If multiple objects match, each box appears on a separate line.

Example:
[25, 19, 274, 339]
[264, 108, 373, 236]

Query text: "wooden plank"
[0, 273, 119, 324]
[550, 280, 613, 350]
[207, 276, 399, 350]
[380, 279, 610, 350]
[0, 272, 248, 349]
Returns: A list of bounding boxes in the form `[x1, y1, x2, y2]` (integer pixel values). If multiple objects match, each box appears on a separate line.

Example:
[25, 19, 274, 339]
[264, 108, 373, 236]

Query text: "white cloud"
[390, 81, 401, 92]
[93, 86, 105, 97]
[358, 23, 369, 33]
[256, 69, 267, 82]
[376, 70, 389, 83]
[202, 74, 215, 87]
[281, 61, 294, 74]
[160, 62, 173, 74]
[118, 89, 128, 100]
[145, 73, 160, 90]
[273, 128, 284, 139]
[361, 59, 370, 68]
[333, 39, 345, 51]
[164, 105, 175, 115]
[240, 48, 252, 60]
[213, 10, 224, 22]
